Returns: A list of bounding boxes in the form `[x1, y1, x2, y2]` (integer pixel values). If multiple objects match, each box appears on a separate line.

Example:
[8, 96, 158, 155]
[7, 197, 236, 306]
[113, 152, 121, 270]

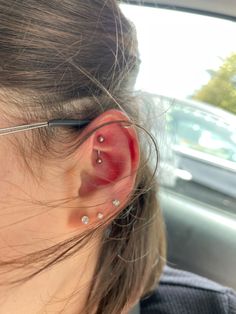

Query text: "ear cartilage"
[96, 157, 103, 164]
[96, 150, 103, 164]
[81, 216, 89, 225]
[112, 199, 120, 207]
[97, 135, 105, 143]
[97, 212, 104, 220]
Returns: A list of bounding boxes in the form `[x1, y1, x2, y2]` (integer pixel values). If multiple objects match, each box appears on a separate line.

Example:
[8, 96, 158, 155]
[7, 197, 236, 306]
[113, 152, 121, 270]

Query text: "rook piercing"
[112, 199, 120, 207]
[81, 216, 89, 225]
[97, 135, 105, 143]
[96, 150, 103, 164]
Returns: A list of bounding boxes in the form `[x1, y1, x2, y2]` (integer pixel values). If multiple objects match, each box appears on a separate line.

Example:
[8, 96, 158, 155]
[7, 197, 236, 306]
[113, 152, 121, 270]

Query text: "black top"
[130, 266, 236, 314]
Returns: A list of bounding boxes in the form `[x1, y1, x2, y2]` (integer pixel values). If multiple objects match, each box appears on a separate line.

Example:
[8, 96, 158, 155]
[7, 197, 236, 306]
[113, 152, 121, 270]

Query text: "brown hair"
[0, 1, 166, 313]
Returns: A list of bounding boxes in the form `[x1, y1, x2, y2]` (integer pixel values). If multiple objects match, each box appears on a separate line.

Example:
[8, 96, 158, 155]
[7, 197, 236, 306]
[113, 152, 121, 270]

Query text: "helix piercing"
[112, 199, 120, 207]
[97, 135, 105, 143]
[96, 150, 103, 164]
[81, 216, 89, 225]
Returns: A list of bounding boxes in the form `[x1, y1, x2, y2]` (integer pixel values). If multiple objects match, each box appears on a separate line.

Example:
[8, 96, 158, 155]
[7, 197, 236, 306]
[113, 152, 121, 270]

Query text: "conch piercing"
[112, 199, 120, 207]
[81, 216, 89, 225]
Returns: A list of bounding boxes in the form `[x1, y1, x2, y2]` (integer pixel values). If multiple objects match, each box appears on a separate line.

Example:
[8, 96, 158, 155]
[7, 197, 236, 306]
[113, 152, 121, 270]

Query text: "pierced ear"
[67, 109, 140, 228]
[79, 109, 139, 196]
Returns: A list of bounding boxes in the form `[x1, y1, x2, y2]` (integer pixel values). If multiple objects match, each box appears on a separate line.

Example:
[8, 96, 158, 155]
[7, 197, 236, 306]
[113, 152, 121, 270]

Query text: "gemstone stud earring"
[97, 135, 105, 143]
[112, 199, 120, 207]
[96, 150, 103, 164]
[97, 212, 104, 220]
[81, 216, 89, 225]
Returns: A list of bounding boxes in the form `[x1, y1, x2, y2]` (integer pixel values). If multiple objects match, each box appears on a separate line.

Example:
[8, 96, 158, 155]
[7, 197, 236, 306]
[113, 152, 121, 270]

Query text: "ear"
[67, 109, 140, 229]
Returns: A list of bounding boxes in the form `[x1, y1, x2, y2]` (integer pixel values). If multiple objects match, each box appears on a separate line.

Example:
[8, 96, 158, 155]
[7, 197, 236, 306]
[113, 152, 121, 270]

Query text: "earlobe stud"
[112, 199, 120, 207]
[97, 212, 104, 220]
[81, 216, 89, 225]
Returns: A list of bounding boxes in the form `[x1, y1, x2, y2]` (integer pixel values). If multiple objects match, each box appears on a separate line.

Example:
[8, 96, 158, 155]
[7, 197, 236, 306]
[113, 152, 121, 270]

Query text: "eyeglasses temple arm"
[0, 119, 90, 136]
[48, 119, 90, 127]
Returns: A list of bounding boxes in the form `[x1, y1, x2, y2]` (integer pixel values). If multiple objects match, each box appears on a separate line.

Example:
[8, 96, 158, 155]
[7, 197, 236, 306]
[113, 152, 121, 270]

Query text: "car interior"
[121, 0, 236, 290]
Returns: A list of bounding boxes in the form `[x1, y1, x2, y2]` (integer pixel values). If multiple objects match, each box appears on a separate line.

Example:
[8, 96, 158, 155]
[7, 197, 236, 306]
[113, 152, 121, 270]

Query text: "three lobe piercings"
[81, 199, 120, 225]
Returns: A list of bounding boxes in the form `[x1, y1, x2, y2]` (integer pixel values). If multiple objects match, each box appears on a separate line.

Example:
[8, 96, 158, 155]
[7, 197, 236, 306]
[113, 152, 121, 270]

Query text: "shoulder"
[140, 266, 236, 314]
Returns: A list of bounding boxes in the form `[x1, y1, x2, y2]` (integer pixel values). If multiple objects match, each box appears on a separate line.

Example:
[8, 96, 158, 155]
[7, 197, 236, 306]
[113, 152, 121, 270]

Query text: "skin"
[0, 109, 140, 313]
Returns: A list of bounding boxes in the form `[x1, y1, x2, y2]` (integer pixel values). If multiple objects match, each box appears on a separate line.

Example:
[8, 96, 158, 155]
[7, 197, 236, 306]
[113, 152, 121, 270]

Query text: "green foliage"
[193, 53, 236, 115]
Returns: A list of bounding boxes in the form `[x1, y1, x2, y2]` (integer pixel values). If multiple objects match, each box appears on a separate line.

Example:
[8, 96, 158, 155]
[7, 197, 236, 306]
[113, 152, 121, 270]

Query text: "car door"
[121, 0, 236, 289]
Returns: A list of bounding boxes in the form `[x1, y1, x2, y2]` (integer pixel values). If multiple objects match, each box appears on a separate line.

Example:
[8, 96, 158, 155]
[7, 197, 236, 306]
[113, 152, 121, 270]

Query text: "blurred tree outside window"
[193, 53, 236, 115]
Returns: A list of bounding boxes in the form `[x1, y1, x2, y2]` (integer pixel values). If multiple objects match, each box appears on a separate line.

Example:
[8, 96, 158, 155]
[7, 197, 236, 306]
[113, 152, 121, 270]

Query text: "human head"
[0, 1, 166, 313]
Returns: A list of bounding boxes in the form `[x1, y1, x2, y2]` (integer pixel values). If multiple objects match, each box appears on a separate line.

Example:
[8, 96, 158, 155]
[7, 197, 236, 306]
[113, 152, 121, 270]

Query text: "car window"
[120, 4, 236, 214]
[167, 99, 236, 163]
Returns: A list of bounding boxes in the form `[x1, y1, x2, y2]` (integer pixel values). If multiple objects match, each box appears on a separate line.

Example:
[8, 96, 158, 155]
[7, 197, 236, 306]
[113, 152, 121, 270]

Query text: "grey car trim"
[159, 188, 236, 290]
[121, 0, 236, 21]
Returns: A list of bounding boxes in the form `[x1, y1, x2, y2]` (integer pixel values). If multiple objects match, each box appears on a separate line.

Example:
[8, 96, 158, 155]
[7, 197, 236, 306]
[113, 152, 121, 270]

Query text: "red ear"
[78, 110, 140, 200]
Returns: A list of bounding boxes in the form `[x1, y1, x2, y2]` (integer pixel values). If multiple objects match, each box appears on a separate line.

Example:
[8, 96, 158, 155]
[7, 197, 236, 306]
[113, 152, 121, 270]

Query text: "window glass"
[121, 4, 236, 213]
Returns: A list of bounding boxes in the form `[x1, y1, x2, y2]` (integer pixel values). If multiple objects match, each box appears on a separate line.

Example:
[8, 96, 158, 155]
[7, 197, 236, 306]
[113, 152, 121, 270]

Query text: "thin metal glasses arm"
[0, 119, 90, 136]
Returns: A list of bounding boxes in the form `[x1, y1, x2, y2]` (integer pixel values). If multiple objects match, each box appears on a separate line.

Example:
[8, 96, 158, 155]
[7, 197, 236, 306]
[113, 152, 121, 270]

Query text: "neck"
[0, 239, 100, 314]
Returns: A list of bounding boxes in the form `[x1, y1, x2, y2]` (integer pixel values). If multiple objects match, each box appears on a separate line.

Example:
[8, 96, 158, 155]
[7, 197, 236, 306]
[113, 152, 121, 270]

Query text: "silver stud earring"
[96, 150, 103, 164]
[97, 212, 104, 220]
[97, 135, 105, 143]
[81, 216, 89, 225]
[112, 199, 120, 207]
